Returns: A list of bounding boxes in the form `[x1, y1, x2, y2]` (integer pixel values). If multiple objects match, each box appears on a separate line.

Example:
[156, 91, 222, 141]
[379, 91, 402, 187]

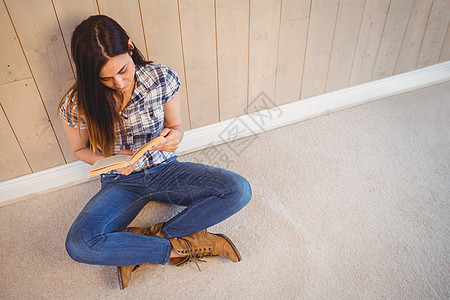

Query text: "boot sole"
[117, 265, 140, 290]
[214, 233, 242, 262]
[117, 266, 125, 290]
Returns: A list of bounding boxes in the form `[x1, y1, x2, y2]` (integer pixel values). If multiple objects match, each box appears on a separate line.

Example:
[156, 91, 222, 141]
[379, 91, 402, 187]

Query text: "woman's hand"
[115, 150, 139, 176]
[152, 127, 182, 152]
[112, 125, 183, 175]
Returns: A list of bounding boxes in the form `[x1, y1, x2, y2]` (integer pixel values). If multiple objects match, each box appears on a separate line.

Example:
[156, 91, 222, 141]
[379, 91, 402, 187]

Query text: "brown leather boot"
[169, 231, 242, 269]
[117, 223, 164, 290]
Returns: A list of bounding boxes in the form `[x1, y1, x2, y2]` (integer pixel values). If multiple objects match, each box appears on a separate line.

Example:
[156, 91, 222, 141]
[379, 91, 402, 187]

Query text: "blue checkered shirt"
[60, 63, 180, 173]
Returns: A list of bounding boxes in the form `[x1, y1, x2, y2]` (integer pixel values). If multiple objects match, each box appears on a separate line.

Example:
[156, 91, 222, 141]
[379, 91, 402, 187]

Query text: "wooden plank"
[281, 0, 311, 22]
[179, 0, 219, 128]
[5, 0, 75, 162]
[439, 22, 450, 62]
[349, 0, 390, 86]
[0, 79, 65, 172]
[301, 0, 339, 99]
[325, 0, 365, 93]
[52, 0, 99, 68]
[394, 0, 433, 74]
[248, 0, 282, 111]
[0, 1, 30, 85]
[417, 0, 450, 68]
[275, 18, 308, 105]
[372, 0, 415, 80]
[0, 105, 31, 181]
[97, 0, 148, 60]
[140, 0, 190, 129]
[216, 0, 249, 120]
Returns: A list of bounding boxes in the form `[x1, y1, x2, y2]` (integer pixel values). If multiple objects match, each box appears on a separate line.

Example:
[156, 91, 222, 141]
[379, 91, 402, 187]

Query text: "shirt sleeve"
[59, 93, 88, 129]
[161, 66, 181, 104]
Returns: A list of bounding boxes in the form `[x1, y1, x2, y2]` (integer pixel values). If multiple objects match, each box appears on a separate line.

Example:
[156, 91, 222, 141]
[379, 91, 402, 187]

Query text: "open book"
[87, 136, 165, 177]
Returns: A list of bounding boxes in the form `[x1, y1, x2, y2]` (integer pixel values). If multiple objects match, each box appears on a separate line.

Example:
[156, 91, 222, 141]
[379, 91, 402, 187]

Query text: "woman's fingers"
[114, 130, 180, 175]
[153, 129, 179, 152]
[115, 160, 139, 175]
[117, 149, 135, 156]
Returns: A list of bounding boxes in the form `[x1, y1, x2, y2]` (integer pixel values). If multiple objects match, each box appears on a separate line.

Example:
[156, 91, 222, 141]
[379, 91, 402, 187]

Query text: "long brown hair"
[59, 15, 149, 156]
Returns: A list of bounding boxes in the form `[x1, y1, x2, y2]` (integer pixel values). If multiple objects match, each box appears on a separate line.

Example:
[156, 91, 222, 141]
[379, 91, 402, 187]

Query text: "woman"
[59, 15, 251, 289]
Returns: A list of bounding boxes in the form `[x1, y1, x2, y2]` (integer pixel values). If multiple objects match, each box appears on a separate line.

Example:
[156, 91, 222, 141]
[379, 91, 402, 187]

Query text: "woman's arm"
[61, 119, 105, 165]
[153, 92, 184, 152]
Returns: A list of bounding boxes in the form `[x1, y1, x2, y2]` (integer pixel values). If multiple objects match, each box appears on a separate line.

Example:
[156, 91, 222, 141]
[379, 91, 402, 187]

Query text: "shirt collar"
[127, 65, 145, 105]
[127, 64, 165, 109]
[136, 64, 157, 91]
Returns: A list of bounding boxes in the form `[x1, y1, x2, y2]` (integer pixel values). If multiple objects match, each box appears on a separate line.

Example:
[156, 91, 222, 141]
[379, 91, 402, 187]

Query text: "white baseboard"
[1, 61, 449, 206]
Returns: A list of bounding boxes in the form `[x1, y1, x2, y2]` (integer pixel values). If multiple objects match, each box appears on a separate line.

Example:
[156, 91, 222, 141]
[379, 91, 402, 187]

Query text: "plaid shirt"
[60, 63, 180, 173]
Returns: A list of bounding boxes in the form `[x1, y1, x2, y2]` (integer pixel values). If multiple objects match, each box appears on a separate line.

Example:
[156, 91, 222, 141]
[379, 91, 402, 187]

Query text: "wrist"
[169, 126, 184, 142]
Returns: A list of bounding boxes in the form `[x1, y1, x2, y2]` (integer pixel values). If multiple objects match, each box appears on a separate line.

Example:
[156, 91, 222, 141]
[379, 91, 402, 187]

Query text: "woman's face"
[99, 52, 135, 92]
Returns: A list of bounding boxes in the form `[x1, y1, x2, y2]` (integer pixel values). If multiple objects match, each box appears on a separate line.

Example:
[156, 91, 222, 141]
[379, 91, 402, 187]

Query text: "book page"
[91, 154, 132, 170]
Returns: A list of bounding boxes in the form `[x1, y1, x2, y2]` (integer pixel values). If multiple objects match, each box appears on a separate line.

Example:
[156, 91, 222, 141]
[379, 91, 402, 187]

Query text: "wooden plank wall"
[1, 0, 449, 181]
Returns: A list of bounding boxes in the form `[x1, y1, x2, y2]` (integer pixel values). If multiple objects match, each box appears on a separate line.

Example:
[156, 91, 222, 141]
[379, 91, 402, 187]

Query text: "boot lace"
[179, 237, 212, 271]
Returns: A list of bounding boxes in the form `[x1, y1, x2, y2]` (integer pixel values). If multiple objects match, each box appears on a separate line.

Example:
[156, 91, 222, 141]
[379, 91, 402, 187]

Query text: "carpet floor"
[0, 81, 449, 299]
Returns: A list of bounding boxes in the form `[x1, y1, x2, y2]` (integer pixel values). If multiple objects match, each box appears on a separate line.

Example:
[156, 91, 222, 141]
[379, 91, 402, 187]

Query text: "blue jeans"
[65, 156, 252, 266]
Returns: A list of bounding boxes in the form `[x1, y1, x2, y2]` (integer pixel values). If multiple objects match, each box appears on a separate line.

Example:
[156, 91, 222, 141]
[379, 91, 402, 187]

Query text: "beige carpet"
[1, 81, 449, 299]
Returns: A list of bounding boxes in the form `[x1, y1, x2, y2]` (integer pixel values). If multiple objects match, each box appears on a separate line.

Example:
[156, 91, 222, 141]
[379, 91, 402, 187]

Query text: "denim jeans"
[65, 156, 252, 266]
